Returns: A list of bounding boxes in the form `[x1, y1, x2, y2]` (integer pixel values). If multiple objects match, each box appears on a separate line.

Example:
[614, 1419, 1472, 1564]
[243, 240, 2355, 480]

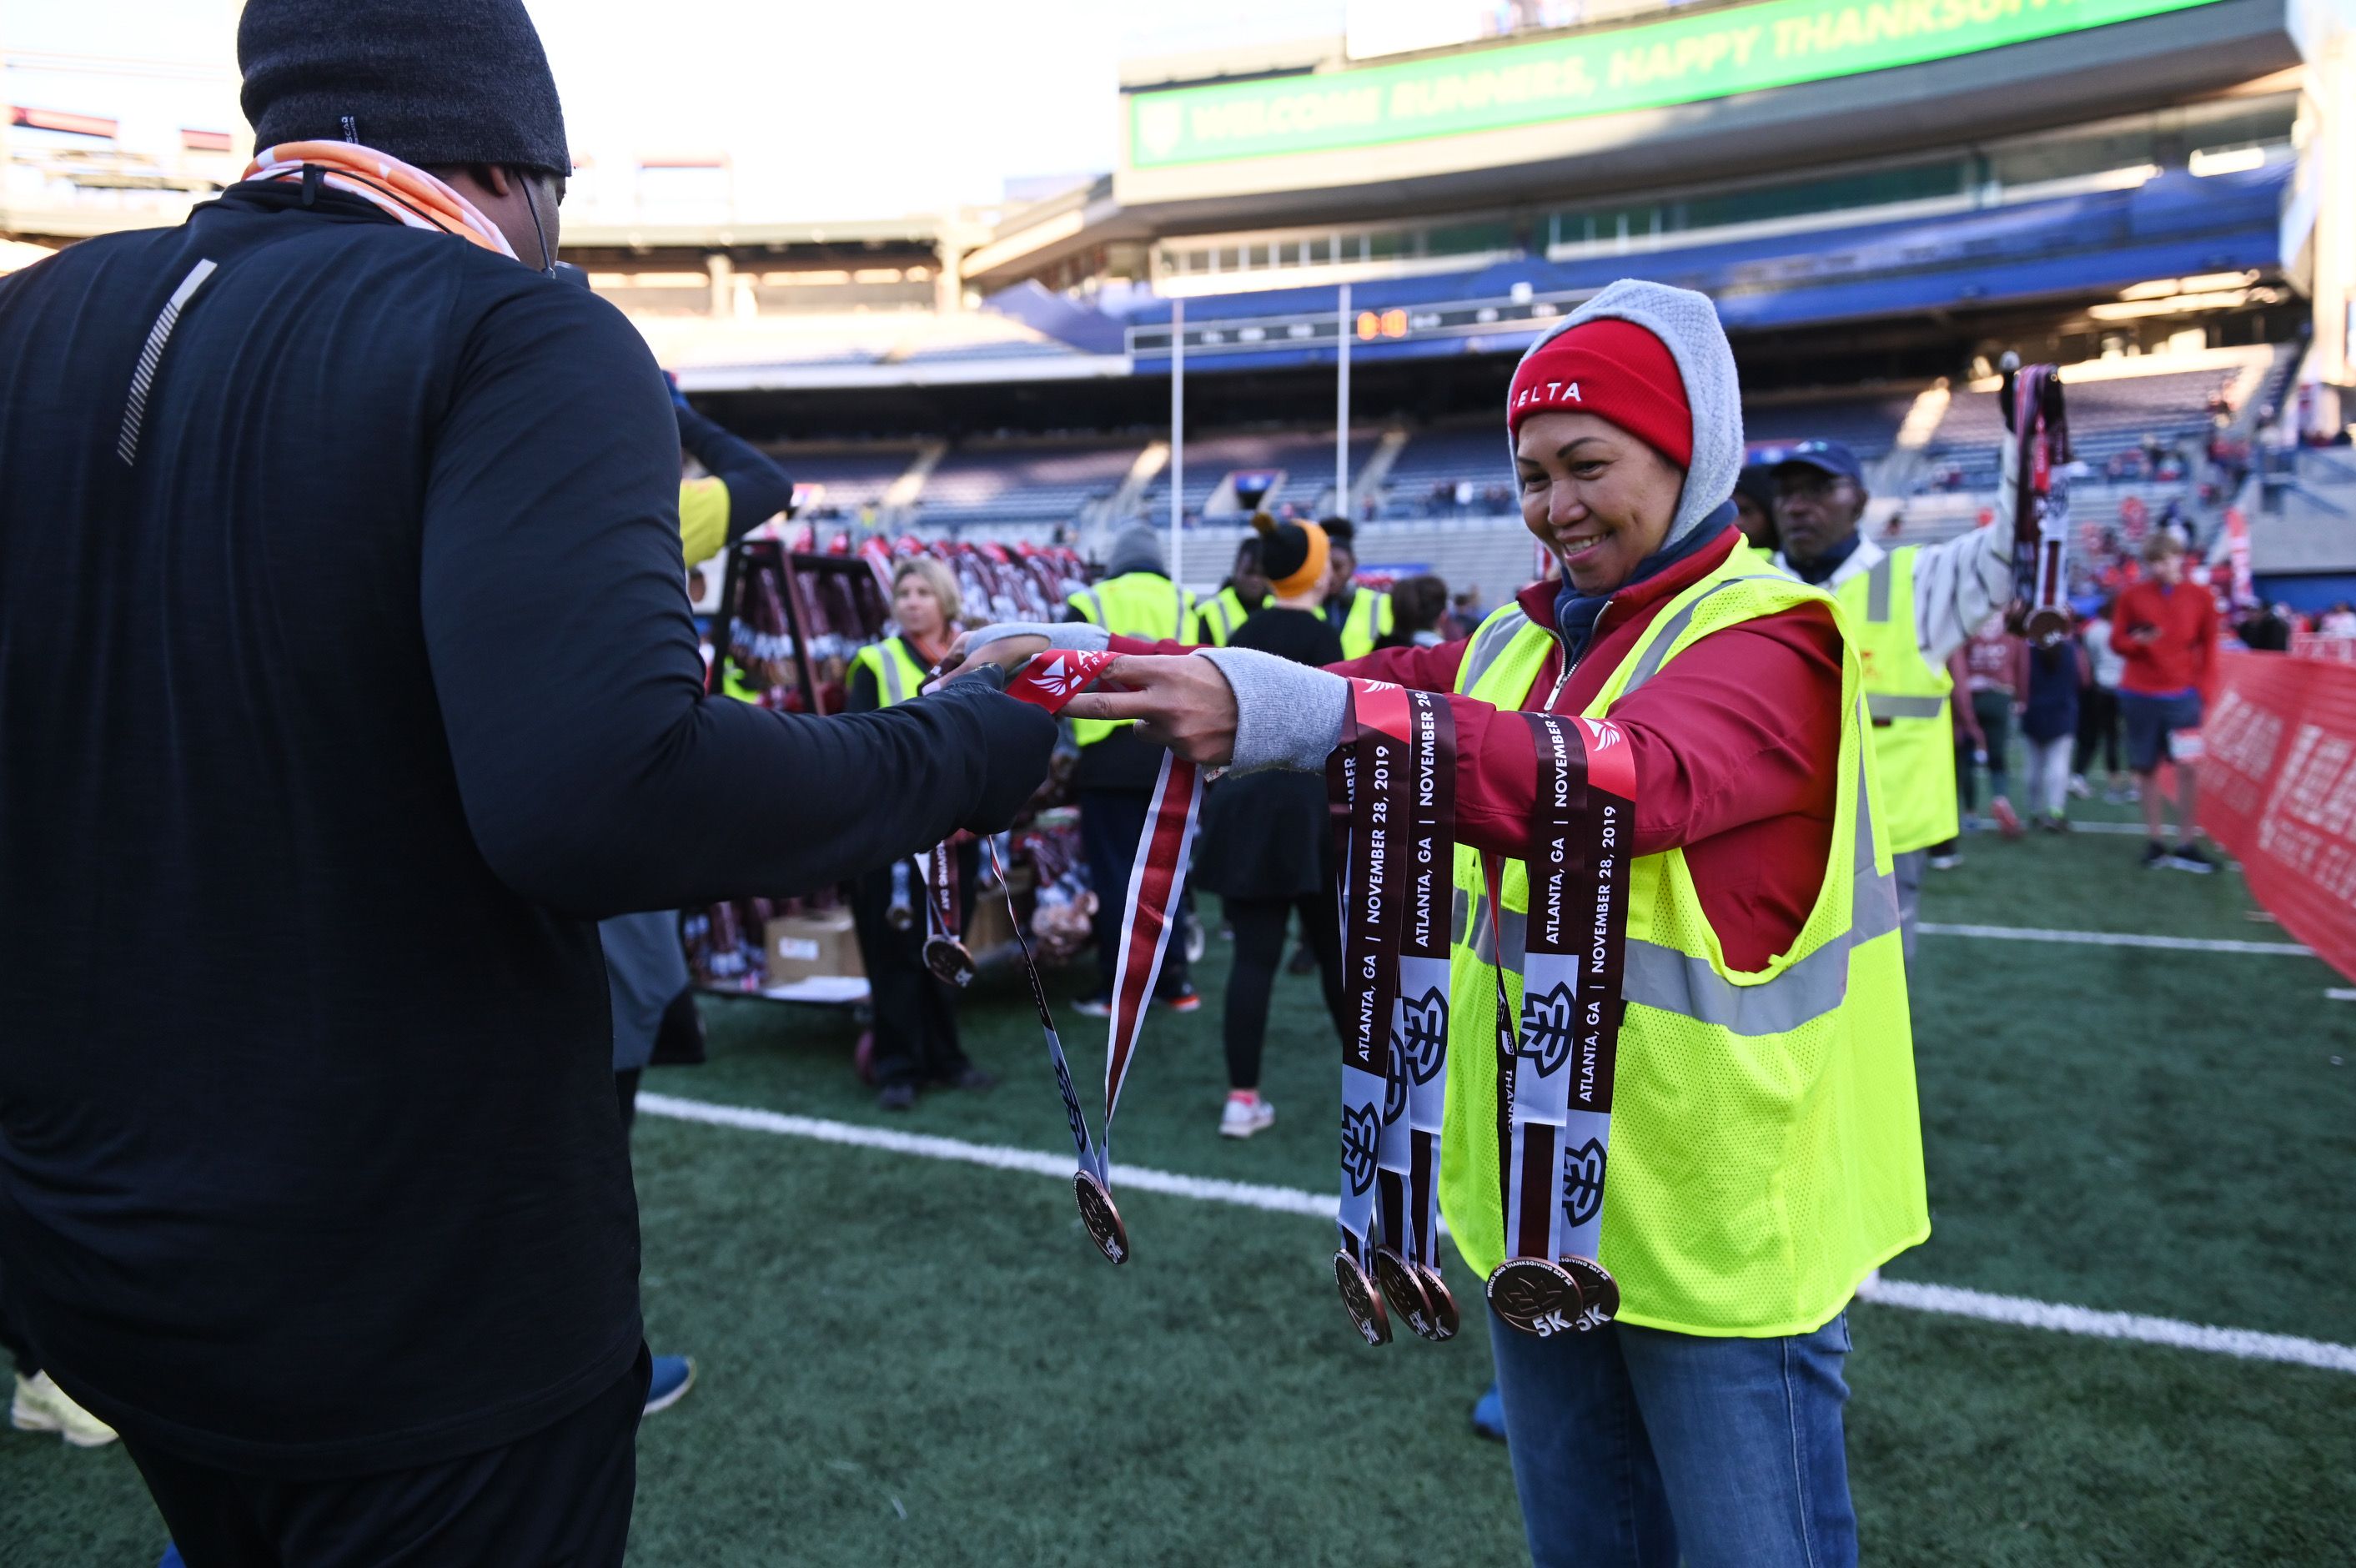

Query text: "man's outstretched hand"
[927, 631, 1050, 691]
[1060, 655, 1239, 767]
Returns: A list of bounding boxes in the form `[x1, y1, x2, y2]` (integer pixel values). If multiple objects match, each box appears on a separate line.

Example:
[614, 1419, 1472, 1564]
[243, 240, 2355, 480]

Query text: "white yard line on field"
[2327, 988, 2356, 1003]
[637, 1092, 2356, 1376]
[1918, 922, 2312, 956]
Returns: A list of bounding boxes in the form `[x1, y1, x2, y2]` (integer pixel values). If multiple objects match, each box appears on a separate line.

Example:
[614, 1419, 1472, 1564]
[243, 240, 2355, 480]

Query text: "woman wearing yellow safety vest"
[846, 558, 997, 1111]
[952, 279, 1927, 1568]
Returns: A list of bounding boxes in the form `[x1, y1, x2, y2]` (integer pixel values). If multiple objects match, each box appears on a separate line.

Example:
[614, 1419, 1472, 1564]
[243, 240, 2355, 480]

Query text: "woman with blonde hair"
[846, 556, 994, 1108]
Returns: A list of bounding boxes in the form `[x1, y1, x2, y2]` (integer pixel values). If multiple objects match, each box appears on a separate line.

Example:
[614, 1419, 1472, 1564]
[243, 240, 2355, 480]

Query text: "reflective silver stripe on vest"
[1208, 597, 1237, 641]
[879, 648, 908, 705]
[1459, 745, 1897, 1038]
[1458, 610, 1534, 693]
[1620, 574, 1790, 696]
[1866, 692, 1943, 721]
[1865, 556, 1895, 624]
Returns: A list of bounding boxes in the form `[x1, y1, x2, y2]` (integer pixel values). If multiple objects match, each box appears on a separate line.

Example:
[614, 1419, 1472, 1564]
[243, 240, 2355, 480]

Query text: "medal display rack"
[685, 530, 1096, 1015]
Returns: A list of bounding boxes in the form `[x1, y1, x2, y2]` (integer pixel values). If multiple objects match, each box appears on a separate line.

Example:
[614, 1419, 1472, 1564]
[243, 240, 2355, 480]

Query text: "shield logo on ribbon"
[1340, 1103, 1379, 1196]
[1563, 1138, 1606, 1229]
[1384, 1033, 1409, 1125]
[1519, 983, 1577, 1076]
[1399, 987, 1449, 1084]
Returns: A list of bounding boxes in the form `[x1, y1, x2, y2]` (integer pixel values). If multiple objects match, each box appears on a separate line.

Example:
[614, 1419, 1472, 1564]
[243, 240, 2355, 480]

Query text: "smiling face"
[1515, 410, 1685, 595]
[1772, 464, 1867, 567]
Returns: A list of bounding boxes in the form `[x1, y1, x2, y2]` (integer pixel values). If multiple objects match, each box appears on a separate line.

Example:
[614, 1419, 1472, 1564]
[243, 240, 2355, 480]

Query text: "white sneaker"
[2067, 775, 2092, 799]
[1219, 1095, 1275, 1138]
[11, 1372, 118, 1448]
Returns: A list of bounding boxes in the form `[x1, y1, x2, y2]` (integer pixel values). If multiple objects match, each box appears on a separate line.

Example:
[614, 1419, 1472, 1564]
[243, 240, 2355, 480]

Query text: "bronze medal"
[922, 935, 977, 988]
[1372, 1247, 1434, 1340]
[1411, 1261, 1460, 1340]
[1485, 1257, 1586, 1339]
[1333, 1251, 1392, 1346]
[1073, 1169, 1128, 1265]
[1560, 1254, 1620, 1329]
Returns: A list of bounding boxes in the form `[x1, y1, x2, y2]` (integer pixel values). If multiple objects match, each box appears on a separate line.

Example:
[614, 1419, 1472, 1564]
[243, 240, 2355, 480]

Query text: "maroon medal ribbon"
[1390, 690, 1460, 1339]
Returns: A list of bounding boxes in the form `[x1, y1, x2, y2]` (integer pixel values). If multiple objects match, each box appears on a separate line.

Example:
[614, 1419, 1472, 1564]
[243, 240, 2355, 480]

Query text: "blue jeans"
[1489, 1309, 1857, 1568]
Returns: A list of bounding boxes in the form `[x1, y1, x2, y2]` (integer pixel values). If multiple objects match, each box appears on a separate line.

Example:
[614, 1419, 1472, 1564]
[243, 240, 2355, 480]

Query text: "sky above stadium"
[3, 0, 1224, 220]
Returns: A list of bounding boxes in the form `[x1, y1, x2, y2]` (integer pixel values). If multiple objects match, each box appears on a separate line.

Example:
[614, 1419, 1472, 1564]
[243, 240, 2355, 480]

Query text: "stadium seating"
[1742, 389, 1920, 462]
[917, 440, 1143, 526]
[1132, 430, 1378, 519]
[1923, 366, 2230, 493]
[779, 446, 920, 517]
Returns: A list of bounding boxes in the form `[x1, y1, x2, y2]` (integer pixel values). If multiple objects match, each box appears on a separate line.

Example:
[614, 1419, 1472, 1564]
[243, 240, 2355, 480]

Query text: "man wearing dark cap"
[1771, 437, 2012, 955]
[0, 2, 1052, 1560]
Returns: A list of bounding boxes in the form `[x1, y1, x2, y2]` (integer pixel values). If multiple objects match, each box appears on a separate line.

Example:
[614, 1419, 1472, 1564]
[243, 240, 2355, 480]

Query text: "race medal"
[1412, 1262, 1460, 1340]
[921, 839, 976, 987]
[1486, 1257, 1586, 1339]
[1073, 1168, 1128, 1265]
[922, 935, 977, 988]
[1334, 1251, 1392, 1346]
[1372, 1247, 1434, 1339]
[1560, 1254, 1620, 1327]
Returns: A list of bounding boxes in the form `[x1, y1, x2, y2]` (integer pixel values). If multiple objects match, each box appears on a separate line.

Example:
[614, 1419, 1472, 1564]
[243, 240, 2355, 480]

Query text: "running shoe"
[2141, 841, 2172, 870]
[643, 1354, 696, 1416]
[1071, 993, 1113, 1018]
[1470, 1382, 1507, 1443]
[1989, 797, 2024, 838]
[1927, 852, 1962, 871]
[2168, 842, 2218, 874]
[1163, 983, 1203, 1013]
[1219, 1093, 1275, 1138]
[10, 1372, 116, 1448]
[2068, 775, 2092, 799]
[877, 1081, 917, 1111]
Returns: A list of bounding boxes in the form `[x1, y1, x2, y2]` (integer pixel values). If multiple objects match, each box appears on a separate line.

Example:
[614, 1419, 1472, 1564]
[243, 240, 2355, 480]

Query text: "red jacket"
[1119, 526, 1843, 970]
[2110, 578, 2218, 696]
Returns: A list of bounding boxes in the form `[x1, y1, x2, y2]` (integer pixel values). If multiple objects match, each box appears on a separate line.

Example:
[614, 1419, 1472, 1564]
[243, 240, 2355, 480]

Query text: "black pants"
[2074, 685, 2121, 776]
[1079, 787, 1191, 998]
[0, 1287, 35, 1377]
[125, 1346, 650, 1568]
[848, 849, 973, 1089]
[1223, 891, 1346, 1090]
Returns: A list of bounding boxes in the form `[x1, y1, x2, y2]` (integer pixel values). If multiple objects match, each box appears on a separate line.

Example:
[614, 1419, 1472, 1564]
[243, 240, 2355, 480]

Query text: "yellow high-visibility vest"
[1333, 587, 1394, 660]
[1193, 585, 1264, 647]
[846, 636, 929, 710]
[1833, 546, 1958, 855]
[1067, 572, 1196, 747]
[1443, 551, 1927, 1335]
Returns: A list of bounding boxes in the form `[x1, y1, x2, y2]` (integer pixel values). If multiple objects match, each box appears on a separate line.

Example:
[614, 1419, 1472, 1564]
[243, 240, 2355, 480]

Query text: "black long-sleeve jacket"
[0, 182, 1049, 1476]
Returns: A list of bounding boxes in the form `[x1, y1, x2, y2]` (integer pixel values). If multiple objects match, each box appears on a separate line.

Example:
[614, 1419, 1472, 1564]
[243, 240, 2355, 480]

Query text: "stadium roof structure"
[679, 161, 2294, 392]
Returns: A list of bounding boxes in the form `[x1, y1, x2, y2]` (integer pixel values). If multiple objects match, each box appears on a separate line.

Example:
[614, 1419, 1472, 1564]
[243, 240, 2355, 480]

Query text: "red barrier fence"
[2198, 650, 2356, 983]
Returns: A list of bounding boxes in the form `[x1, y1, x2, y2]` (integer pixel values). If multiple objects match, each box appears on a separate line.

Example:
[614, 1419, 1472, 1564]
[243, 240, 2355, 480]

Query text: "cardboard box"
[764, 909, 862, 986]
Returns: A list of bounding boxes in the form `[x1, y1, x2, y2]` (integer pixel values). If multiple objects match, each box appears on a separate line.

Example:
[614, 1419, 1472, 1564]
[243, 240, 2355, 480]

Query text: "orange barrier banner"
[2198, 650, 2356, 983]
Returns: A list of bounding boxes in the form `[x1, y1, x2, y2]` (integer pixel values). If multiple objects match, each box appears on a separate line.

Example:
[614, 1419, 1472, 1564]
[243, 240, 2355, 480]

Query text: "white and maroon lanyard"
[992, 651, 1204, 1264]
[1329, 680, 1412, 1343]
[922, 834, 976, 987]
[1390, 690, 1459, 1339]
[1482, 711, 1635, 1336]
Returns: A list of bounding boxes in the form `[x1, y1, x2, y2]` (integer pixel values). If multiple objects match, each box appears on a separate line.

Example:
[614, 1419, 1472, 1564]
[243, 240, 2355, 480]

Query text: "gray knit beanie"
[239, 0, 570, 178]
[1107, 523, 1168, 578]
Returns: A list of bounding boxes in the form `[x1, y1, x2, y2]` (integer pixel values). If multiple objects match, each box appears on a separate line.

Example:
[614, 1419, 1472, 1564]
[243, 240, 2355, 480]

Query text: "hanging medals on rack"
[1481, 712, 1635, 1338]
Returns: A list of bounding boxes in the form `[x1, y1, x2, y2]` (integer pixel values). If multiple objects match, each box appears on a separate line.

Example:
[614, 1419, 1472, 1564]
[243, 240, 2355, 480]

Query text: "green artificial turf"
[6, 808, 2353, 1565]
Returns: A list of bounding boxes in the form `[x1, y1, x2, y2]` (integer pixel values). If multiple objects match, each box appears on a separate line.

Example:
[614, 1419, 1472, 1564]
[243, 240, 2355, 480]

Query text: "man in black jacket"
[0, 2, 1051, 1560]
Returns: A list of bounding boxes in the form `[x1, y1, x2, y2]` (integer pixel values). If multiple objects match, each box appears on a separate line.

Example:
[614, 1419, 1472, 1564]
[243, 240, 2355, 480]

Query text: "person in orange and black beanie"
[1193, 515, 1349, 1138]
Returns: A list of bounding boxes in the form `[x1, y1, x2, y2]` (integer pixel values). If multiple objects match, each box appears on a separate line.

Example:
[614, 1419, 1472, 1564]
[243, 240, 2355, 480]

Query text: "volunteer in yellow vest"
[1193, 533, 1269, 646]
[846, 557, 997, 1110]
[661, 373, 796, 706]
[1319, 517, 1394, 658]
[1063, 524, 1203, 1014]
[1769, 438, 2013, 956]
[952, 281, 1926, 1567]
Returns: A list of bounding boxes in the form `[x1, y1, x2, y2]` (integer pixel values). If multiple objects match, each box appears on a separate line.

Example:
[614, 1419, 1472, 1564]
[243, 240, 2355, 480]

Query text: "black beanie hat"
[239, 0, 570, 178]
